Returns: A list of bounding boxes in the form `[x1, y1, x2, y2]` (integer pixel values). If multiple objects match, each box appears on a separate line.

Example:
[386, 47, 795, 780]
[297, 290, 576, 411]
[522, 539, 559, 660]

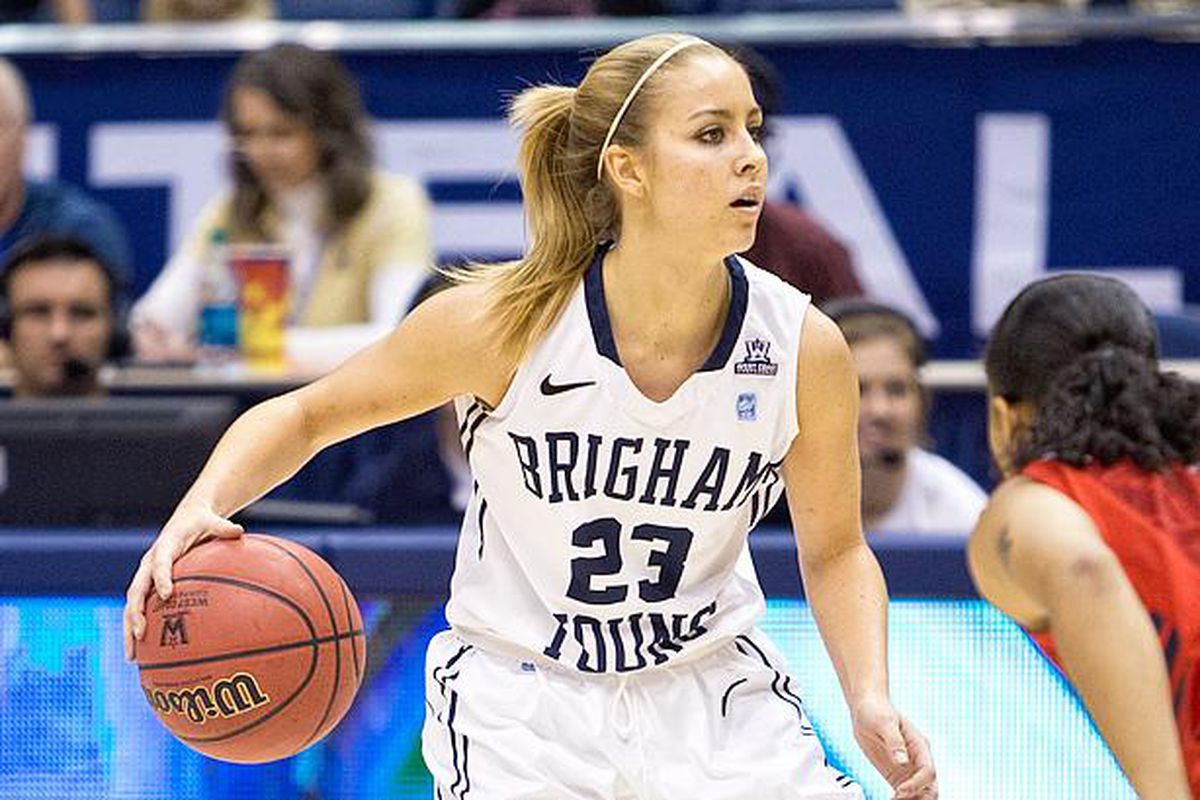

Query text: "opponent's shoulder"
[967, 477, 1048, 628]
[993, 474, 1092, 531]
[972, 475, 1064, 545]
[970, 475, 1104, 581]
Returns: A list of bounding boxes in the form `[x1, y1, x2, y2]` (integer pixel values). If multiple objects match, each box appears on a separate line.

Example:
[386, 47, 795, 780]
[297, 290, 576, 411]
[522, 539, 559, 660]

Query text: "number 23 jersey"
[450, 252, 810, 675]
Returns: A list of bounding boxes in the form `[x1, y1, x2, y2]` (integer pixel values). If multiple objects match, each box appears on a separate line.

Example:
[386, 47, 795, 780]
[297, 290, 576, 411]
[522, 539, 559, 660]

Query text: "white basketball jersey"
[449, 251, 810, 675]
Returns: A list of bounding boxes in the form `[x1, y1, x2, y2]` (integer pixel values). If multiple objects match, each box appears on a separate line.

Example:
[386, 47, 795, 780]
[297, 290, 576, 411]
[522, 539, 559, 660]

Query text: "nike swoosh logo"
[540, 375, 597, 396]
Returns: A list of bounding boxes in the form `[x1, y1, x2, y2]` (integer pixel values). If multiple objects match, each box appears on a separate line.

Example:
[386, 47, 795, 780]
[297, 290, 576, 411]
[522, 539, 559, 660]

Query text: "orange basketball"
[134, 533, 366, 763]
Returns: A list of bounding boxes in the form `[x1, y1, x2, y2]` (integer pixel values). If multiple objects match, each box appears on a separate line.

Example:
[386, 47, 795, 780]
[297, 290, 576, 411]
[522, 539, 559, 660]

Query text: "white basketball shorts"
[422, 627, 863, 800]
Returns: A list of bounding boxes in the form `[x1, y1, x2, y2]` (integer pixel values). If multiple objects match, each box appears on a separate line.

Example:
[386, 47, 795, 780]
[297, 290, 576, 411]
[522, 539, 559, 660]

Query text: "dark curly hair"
[222, 44, 373, 243]
[985, 274, 1200, 472]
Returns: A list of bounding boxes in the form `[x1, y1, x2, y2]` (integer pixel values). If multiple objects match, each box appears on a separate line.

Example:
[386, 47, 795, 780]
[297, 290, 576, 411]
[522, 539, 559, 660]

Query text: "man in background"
[1, 235, 127, 398]
[0, 57, 131, 368]
[0, 58, 130, 281]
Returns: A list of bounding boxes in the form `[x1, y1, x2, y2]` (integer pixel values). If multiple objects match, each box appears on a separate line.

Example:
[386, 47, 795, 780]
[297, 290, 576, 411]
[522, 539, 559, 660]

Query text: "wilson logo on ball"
[151, 589, 209, 613]
[143, 671, 271, 724]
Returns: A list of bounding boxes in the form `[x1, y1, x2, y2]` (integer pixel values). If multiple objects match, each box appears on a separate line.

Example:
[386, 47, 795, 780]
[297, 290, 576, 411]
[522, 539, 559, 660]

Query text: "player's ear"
[603, 145, 647, 200]
[988, 394, 1034, 478]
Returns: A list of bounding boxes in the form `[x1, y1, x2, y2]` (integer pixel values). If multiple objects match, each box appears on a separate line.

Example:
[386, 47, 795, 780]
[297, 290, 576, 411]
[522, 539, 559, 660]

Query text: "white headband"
[595, 38, 703, 182]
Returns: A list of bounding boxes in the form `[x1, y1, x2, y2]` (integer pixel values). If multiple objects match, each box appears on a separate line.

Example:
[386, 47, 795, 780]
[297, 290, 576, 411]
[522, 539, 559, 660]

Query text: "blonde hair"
[452, 33, 728, 363]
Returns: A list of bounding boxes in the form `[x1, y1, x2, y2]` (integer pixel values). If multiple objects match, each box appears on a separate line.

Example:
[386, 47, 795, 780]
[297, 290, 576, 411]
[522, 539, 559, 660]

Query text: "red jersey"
[1021, 459, 1200, 796]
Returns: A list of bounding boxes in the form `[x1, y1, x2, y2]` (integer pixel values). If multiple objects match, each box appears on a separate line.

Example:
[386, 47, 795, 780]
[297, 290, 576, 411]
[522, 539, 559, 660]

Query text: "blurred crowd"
[0, 29, 1193, 532]
[5, 0, 1198, 24]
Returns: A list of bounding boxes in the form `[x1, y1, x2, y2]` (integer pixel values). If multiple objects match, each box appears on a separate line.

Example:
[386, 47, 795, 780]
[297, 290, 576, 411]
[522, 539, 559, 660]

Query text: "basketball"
[134, 533, 366, 764]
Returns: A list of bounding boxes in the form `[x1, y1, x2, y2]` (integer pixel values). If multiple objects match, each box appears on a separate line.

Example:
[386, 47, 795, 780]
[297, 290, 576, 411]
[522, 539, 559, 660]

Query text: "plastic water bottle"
[197, 227, 239, 362]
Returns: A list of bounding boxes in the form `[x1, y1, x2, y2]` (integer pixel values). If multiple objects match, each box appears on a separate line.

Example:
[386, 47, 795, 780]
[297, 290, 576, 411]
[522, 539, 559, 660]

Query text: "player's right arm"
[968, 478, 1190, 799]
[124, 282, 512, 659]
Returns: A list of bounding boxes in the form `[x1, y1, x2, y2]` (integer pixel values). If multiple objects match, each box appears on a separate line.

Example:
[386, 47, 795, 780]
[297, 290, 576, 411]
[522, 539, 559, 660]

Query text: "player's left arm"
[782, 308, 936, 798]
[969, 479, 1190, 799]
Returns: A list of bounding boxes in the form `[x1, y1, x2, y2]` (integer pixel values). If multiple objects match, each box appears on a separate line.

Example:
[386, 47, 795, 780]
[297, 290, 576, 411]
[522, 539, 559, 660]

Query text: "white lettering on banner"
[25, 124, 56, 180]
[86, 117, 942, 327]
[972, 113, 1182, 335]
[972, 114, 1050, 336]
[83, 116, 1182, 338]
[87, 119, 527, 258]
[769, 117, 939, 337]
[89, 123, 226, 252]
[376, 120, 524, 256]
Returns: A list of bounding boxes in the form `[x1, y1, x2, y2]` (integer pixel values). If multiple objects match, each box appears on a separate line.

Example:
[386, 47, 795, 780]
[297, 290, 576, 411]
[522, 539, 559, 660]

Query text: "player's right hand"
[123, 504, 244, 661]
[851, 694, 937, 799]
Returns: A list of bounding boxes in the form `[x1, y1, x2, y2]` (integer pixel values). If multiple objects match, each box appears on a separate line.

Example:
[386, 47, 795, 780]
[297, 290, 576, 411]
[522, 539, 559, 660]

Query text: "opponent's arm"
[124, 283, 510, 656]
[782, 309, 935, 798]
[969, 479, 1190, 799]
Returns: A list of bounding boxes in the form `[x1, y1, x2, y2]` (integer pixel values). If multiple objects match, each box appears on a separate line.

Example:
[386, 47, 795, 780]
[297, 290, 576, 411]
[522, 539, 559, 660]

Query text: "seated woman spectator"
[131, 43, 432, 370]
[141, 0, 273, 20]
[826, 298, 987, 536]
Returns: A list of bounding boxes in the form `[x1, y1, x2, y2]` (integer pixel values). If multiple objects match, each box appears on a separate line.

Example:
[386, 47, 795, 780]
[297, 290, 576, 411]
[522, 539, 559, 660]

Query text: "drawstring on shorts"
[611, 675, 635, 740]
[609, 675, 653, 795]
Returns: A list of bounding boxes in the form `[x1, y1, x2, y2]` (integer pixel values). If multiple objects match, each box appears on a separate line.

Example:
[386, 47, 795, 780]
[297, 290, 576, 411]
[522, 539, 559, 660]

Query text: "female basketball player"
[124, 33, 936, 798]
[970, 274, 1198, 798]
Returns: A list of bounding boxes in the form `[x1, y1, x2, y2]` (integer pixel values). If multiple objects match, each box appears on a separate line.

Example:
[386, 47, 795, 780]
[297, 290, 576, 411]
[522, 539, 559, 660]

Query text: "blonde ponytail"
[449, 85, 599, 363]
[448, 33, 724, 364]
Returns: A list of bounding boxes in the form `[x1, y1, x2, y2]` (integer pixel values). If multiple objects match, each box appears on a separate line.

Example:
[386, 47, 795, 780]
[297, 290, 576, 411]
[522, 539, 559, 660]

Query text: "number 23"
[566, 518, 694, 605]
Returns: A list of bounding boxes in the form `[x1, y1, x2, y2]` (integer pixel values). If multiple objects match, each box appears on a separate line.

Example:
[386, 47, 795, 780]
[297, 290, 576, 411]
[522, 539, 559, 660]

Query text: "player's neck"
[604, 232, 728, 312]
[602, 240, 730, 355]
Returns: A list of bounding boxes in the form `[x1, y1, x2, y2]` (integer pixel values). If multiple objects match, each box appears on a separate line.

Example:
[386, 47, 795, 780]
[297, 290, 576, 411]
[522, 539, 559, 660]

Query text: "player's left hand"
[850, 694, 937, 799]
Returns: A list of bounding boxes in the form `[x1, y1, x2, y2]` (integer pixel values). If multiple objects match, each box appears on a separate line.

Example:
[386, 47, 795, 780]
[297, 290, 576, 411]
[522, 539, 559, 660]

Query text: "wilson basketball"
[134, 533, 366, 763]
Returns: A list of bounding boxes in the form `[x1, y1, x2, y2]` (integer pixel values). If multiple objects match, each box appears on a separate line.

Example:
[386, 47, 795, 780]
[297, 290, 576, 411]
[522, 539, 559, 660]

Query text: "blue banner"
[12, 37, 1200, 356]
[0, 594, 1130, 799]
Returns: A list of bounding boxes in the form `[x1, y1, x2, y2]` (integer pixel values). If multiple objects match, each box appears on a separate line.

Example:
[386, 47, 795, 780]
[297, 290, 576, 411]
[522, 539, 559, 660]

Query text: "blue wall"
[12, 36, 1200, 357]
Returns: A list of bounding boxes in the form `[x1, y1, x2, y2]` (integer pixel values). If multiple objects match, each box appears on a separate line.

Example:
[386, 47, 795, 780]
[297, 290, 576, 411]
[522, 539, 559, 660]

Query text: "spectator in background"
[969, 274, 1198, 797]
[0, 0, 90, 23]
[141, 0, 274, 21]
[0, 58, 131, 289]
[0, 58, 131, 368]
[1, 235, 128, 398]
[827, 298, 986, 536]
[732, 45, 863, 306]
[131, 43, 432, 370]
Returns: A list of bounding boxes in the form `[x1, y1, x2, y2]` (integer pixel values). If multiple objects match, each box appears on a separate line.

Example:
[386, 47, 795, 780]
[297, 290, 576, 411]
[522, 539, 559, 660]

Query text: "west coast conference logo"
[143, 672, 271, 725]
[734, 338, 778, 376]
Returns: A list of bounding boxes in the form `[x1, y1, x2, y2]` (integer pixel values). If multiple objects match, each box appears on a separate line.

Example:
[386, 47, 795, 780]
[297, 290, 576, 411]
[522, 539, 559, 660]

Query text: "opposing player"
[125, 33, 936, 798]
[969, 274, 1198, 798]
